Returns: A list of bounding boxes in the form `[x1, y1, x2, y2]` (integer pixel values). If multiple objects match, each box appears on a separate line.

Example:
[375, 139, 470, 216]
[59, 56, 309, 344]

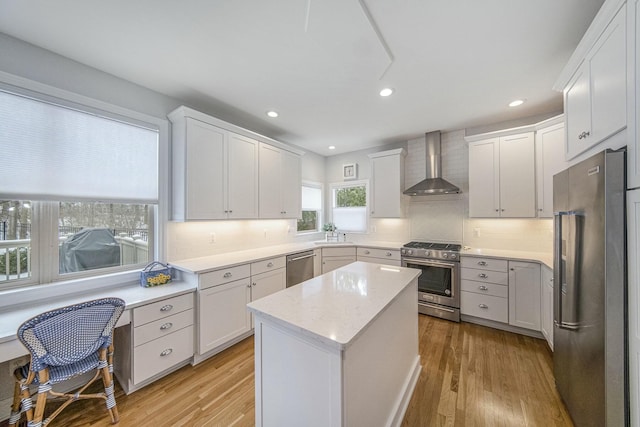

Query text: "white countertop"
[0, 281, 196, 345]
[461, 247, 553, 269]
[246, 261, 421, 350]
[170, 240, 406, 274]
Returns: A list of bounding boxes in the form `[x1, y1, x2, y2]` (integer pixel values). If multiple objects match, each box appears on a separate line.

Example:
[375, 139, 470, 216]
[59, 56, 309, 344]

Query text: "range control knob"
[442, 253, 449, 259]
[407, 249, 413, 256]
[424, 250, 431, 257]
[450, 253, 457, 259]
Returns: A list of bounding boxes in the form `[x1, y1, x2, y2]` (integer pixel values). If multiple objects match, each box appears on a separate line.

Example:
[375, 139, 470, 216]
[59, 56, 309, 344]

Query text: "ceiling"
[0, 0, 604, 156]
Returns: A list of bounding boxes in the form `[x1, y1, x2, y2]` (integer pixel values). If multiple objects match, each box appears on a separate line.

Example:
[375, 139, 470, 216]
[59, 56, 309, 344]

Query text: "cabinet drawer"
[356, 247, 400, 261]
[461, 292, 508, 323]
[133, 325, 194, 385]
[357, 256, 402, 267]
[461, 257, 508, 272]
[461, 267, 508, 285]
[134, 308, 194, 347]
[251, 256, 286, 276]
[322, 247, 356, 257]
[134, 293, 194, 326]
[461, 279, 508, 298]
[200, 264, 251, 289]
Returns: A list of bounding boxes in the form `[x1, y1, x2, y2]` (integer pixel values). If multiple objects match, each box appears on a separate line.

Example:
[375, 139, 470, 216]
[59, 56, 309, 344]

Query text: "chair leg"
[8, 377, 23, 427]
[9, 368, 36, 427]
[100, 346, 119, 424]
[31, 369, 50, 427]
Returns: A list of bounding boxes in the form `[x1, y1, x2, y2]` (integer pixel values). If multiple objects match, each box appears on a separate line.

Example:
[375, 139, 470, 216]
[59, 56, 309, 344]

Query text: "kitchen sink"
[313, 241, 353, 245]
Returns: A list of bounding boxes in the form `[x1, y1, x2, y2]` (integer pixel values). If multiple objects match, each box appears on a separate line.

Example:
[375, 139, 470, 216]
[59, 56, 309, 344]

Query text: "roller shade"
[0, 90, 159, 203]
[301, 185, 322, 210]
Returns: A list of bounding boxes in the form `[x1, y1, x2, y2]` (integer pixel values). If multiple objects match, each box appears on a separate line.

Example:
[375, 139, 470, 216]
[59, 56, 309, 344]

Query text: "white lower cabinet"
[540, 266, 554, 350]
[356, 247, 401, 266]
[508, 261, 541, 330]
[322, 247, 356, 274]
[114, 292, 195, 394]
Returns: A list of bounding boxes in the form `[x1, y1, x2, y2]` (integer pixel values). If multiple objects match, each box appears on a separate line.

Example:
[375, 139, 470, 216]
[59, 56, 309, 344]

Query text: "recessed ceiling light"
[266, 110, 279, 118]
[508, 99, 525, 107]
[379, 88, 394, 97]
[328, 145, 336, 150]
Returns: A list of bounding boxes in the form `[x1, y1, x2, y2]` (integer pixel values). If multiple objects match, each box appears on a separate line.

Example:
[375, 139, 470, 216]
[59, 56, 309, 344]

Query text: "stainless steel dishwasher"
[286, 250, 315, 287]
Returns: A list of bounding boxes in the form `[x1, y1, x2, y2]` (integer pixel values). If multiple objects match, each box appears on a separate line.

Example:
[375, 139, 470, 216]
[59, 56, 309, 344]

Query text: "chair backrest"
[17, 297, 125, 372]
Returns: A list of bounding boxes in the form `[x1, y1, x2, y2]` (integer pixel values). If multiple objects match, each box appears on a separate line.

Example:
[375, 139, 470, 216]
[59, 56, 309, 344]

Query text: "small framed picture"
[343, 163, 357, 180]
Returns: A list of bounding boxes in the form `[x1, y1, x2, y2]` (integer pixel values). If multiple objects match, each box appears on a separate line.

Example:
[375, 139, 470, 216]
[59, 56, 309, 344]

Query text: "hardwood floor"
[11, 315, 573, 426]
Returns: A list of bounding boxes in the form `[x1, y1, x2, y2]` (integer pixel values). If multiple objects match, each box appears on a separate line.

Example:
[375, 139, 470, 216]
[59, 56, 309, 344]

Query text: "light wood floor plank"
[4, 316, 574, 426]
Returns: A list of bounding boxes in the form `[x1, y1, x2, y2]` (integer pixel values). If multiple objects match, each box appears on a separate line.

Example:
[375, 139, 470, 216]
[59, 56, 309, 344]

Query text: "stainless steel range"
[401, 241, 461, 322]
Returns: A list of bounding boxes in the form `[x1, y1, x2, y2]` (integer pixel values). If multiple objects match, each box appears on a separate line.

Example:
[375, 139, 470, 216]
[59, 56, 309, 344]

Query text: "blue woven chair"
[9, 297, 125, 427]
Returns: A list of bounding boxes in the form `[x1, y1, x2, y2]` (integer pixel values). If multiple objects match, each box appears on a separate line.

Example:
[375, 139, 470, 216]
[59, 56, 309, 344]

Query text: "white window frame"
[0, 72, 169, 297]
[297, 181, 324, 235]
[329, 179, 369, 234]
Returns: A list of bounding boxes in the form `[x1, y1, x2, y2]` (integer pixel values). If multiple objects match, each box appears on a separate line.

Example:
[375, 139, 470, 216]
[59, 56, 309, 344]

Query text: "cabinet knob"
[160, 322, 173, 331]
[495, 209, 499, 212]
[479, 273, 488, 278]
[160, 304, 173, 312]
[538, 208, 543, 211]
[479, 285, 488, 291]
[267, 262, 273, 267]
[578, 131, 591, 140]
[478, 261, 487, 266]
[386, 252, 392, 256]
[223, 272, 232, 278]
[479, 304, 488, 309]
[510, 268, 515, 271]
[364, 250, 370, 254]
[501, 209, 505, 212]
[160, 348, 173, 357]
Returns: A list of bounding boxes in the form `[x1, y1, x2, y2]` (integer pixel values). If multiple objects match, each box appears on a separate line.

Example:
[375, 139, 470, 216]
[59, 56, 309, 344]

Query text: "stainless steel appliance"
[401, 241, 461, 322]
[553, 148, 628, 427]
[286, 250, 315, 288]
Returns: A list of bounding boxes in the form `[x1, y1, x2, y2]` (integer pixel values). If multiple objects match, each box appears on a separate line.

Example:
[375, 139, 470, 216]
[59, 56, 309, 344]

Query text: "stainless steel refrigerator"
[553, 148, 628, 426]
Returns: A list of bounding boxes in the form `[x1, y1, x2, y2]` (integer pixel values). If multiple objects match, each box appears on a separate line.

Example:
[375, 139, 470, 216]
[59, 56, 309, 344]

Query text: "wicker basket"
[140, 261, 173, 287]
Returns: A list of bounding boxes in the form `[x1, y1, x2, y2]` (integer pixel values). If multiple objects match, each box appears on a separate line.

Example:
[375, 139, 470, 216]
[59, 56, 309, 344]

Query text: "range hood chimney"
[403, 131, 461, 195]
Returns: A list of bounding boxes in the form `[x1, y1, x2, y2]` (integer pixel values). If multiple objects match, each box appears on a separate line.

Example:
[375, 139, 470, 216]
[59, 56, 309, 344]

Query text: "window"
[297, 182, 322, 233]
[0, 86, 162, 289]
[330, 181, 368, 233]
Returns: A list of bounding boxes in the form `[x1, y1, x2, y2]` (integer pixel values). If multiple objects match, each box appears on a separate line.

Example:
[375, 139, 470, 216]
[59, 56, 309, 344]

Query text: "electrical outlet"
[8, 355, 29, 375]
[474, 228, 481, 237]
[209, 232, 216, 244]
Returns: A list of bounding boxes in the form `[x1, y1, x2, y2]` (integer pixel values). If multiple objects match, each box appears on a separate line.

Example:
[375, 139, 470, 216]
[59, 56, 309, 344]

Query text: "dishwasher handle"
[287, 253, 316, 262]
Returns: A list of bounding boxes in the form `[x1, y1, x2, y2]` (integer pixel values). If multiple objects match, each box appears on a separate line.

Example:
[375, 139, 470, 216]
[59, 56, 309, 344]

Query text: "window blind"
[301, 185, 322, 210]
[0, 90, 159, 203]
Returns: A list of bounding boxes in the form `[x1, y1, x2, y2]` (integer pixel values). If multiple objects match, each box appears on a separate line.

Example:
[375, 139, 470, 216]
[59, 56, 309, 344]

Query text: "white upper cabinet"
[557, 4, 627, 160]
[259, 143, 301, 219]
[535, 118, 568, 218]
[629, 0, 640, 189]
[169, 106, 301, 221]
[468, 132, 535, 218]
[368, 148, 406, 218]
[171, 116, 258, 221]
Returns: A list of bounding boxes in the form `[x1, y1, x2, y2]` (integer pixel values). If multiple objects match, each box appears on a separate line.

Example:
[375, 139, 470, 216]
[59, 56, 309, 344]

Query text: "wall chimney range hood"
[403, 131, 461, 195]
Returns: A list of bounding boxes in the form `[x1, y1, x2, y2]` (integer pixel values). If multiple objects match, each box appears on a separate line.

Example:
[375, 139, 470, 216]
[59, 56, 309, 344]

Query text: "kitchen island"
[246, 261, 421, 427]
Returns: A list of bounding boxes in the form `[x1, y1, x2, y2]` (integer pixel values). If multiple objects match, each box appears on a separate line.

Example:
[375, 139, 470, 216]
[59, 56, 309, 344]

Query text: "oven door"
[402, 257, 460, 309]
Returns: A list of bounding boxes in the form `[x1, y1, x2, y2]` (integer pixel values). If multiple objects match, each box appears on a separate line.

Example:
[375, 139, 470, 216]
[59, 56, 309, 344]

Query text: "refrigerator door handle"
[554, 210, 581, 330]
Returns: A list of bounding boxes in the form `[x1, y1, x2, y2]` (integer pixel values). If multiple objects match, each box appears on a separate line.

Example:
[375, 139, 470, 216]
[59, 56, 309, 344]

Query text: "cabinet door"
[185, 118, 227, 219]
[370, 154, 403, 218]
[499, 133, 536, 218]
[508, 261, 541, 330]
[322, 257, 356, 274]
[468, 138, 500, 218]
[280, 150, 301, 218]
[535, 122, 567, 218]
[590, 7, 626, 144]
[259, 143, 283, 218]
[565, 64, 592, 159]
[540, 266, 554, 350]
[251, 268, 286, 302]
[628, 189, 640, 427]
[198, 279, 251, 355]
[228, 133, 259, 218]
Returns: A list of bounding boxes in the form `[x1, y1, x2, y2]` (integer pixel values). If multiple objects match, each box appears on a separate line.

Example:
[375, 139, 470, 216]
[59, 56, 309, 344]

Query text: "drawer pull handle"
[479, 304, 489, 309]
[479, 286, 488, 291]
[478, 273, 488, 279]
[160, 348, 173, 357]
[160, 304, 173, 312]
[478, 261, 487, 266]
[160, 322, 173, 330]
[386, 252, 392, 256]
[267, 262, 274, 267]
[223, 272, 232, 278]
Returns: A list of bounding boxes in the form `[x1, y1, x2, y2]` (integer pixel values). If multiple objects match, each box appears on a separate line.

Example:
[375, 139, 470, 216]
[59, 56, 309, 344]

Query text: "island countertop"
[246, 261, 421, 350]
